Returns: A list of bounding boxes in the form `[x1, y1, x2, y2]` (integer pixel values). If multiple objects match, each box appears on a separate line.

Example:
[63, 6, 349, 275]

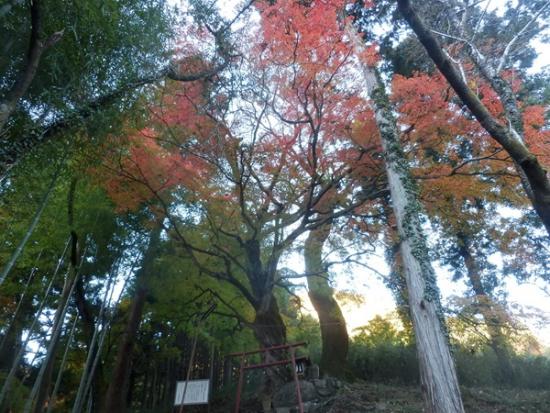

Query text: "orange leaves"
[98, 127, 209, 213]
[256, 0, 361, 98]
[392, 72, 482, 155]
[392, 72, 454, 128]
[154, 81, 209, 132]
[391, 70, 524, 217]
[253, 0, 379, 176]
[256, 0, 349, 70]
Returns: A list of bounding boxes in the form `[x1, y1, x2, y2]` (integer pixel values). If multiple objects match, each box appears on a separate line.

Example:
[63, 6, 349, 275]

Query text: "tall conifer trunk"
[348, 24, 465, 413]
[304, 218, 349, 377]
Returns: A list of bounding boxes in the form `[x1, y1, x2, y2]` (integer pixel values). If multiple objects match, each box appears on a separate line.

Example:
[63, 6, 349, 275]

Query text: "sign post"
[174, 379, 210, 406]
[175, 302, 216, 412]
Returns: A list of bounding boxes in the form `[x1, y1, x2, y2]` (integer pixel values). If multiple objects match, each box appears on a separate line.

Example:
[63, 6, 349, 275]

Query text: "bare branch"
[496, 0, 550, 73]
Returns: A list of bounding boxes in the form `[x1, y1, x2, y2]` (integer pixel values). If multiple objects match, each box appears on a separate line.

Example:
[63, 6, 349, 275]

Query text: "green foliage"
[0, 372, 28, 412]
[348, 315, 550, 389]
[1, 0, 175, 151]
[349, 315, 418, 384]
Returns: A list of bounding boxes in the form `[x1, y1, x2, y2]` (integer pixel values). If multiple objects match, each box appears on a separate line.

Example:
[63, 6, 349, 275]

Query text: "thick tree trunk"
[101, 226, 161, 413]
[304, 220, 349, 377]
[252, 294, 287, 349]
[102, 285, 148, 413]
[251, 293, 287, 412]
[245, 239, 287, 350]
[457, 234, 514, 383]
[384, 224, 414, 336]
[397, 0, 550, 237]
[348, 24, 465, 413]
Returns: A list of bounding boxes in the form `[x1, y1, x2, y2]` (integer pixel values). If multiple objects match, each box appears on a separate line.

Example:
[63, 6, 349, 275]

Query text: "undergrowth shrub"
[347, 316, 550, 389]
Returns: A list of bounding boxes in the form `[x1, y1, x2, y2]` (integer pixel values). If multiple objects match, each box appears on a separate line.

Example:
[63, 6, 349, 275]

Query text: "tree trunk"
[433, 1, 540, 214]
[0, 240, 69, 407]
[0, 62, 226, 177]
[0, 250, 41, 354]
[250, 293, 287, 412]
[101, 225, 161, 413]
[102, 285, 147, 413]
[28, 178, 80, 413]
[397, 0, 550, 237]
[252, 293, 287, 350]
[457, 234, 514, 383]
[380, 100, 464, 413]
[304, 219, 349, 377]
[0, 0, 62, 133]
[0, 298, 27, 372]
[71, 265, 117, 412]
[348, 24, 465, 413]
[46, 315, 78, 413]
[27, 262, 81, 413]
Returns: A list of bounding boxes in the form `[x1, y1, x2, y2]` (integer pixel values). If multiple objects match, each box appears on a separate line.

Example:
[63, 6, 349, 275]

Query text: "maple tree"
[2, 0, 550, 411]
[388, 41, 550, 385]
[397, 0, 550, 237]
[96, 1, 384, 375]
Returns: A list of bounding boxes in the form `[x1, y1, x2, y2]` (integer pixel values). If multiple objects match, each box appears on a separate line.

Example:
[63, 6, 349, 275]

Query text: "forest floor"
[222, 381, 550, 413]
[316, 382, 550, 412]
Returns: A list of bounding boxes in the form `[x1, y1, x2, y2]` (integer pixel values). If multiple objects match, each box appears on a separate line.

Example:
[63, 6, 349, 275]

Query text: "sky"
[168, 0, 550, 347]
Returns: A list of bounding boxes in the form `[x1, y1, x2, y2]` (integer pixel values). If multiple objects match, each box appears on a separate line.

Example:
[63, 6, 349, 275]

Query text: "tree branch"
[0, 0, 63, 132]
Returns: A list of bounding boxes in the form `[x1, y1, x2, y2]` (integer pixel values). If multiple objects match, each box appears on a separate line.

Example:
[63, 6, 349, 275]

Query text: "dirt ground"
[215, 381, 550, 413]
[319, 382, 550, 413]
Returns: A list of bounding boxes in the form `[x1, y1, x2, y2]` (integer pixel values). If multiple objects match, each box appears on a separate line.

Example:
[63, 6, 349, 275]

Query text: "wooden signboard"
[174, 379, 210, 406]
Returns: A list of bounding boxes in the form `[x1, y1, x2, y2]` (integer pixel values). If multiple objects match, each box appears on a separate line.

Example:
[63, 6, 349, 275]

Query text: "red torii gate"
[228, 342, 309, 413]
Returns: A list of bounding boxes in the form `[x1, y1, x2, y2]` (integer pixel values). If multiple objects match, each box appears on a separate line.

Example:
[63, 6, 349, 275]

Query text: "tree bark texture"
[245, 238, 289, 404]
[379, 109, 464, 413]
[251, 294, 287, 350]
[347, 23, 465, 413]
[304, 219, 349, 377]
[397, 0, 550, 237]
[243, 239, 288, 349]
